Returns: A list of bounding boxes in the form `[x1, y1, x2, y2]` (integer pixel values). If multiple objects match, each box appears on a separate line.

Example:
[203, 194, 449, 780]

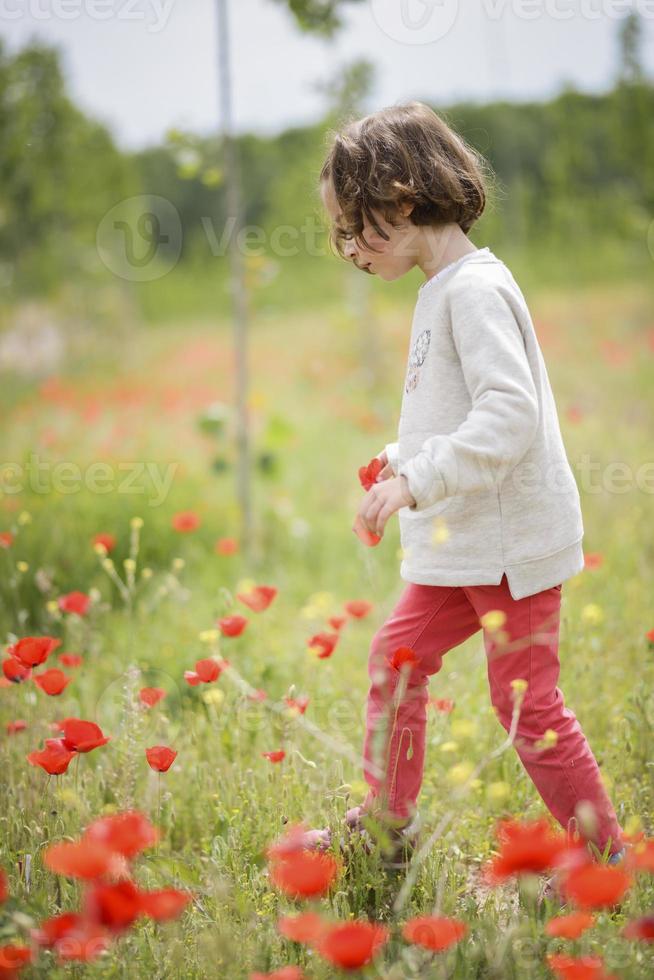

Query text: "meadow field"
[1, 273, 654, 979]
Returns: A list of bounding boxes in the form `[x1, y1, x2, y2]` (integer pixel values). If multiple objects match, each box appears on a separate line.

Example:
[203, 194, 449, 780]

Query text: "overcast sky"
[2, 0, 653, 150]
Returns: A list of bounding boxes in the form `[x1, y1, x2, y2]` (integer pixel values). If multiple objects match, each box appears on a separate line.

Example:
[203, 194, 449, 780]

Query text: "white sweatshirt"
[382, 246, 585, 601]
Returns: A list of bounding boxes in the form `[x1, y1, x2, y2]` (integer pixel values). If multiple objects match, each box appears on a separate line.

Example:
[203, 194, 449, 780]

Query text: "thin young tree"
[215, 0, 363, 563]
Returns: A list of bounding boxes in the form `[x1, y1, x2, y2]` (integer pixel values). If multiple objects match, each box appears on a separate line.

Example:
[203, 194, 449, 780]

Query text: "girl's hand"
[355, 474, 416, 538]
[374, 449, 395, 483]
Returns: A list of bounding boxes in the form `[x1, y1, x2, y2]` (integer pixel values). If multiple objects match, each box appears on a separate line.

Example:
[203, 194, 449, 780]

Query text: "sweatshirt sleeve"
[398, 281, 540, 512]
[382, 442, 400, 476]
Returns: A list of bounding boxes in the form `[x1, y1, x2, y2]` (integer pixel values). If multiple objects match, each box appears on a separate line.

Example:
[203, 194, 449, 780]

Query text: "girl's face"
[320, 178, 417, 282]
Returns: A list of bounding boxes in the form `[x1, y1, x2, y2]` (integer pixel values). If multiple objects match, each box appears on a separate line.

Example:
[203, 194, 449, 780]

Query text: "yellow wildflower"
[581, 603, 604, 625]
[487, 781, 511, 802]
[446, 761, 474, 785]
[440, 740, 459, 753]
[480, 609, 507, 632]
[202, 688, 224, 706]
[451, 719, 477, 739]
[430, 518, 449, 545]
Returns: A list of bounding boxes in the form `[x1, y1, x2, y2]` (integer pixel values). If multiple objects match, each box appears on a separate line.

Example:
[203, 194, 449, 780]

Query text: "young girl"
[307, 101, 625, 875]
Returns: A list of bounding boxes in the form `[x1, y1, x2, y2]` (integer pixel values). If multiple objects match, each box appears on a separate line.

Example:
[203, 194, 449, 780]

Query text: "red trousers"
[361, 574, 624, 857]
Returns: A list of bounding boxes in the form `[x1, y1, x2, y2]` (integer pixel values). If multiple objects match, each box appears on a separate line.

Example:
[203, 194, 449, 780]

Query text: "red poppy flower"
[646, 629, 654, 647]
[429, 697, 455, 713]
[266, 823, 315, 860]
[215, 537, 238, 555]
[546, 952, 618, 979]
[277, 911, 327, 946]
[33, 668, 72, 696]
[352, 514, 381, 547]
[0, 870, 7, 903]
[139, 687, 166, 707]
[402, 915, 468, 952]
[566, 405, 583, 424]
[545, 911, 595, 939]
[43, 839, 125, 880]
[250, 969, 306, 980]
[138, 888, 192, 921]
[0, 945, 32, 975]
[307, 632, 339, 659]
[560, 864, 632, 909]
[216, 614, 248, 637]
[195, 658, 222, 683]
[61, 719, 110, 753]
[27, 739, 76, 775]
[626, 838, 654, 872]
[481, 817, 571, 883]
[58, 591, 91, 616]
[344, 599, 373, 619]
[0, 531, 14, 548]
[33, 912, 84, 947]
[8, 635, 61, 668]
[247, 688, 268, 702]
[285, 695, 309, 715]
[85, 879, 143, 932]
[172, 510, 200, 532]
[268, 850, 340, 899]
[387, 646, 419, 671]
[358, 456, 384, 491]
[6, 720, 27, 735]
[59, 653, 83, 668]
[32, 914, 109, 963]
[315, 920, 389, 971]
[145, 745, 177, 772]
[83, 811, 158, 858]
[237, 585, 278, 612]
[92, 532, 116, 553]
[327, 615, 347, 631]
[622, 915, 654, 942]
[2, 659, 31, 683]
[262, 750, 285, 763]
[184, 671, 201, 686]
[583, 552, 604, 570]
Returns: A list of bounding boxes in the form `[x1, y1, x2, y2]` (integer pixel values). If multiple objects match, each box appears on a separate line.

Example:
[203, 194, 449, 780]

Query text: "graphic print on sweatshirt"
[405, 328, 431, 394]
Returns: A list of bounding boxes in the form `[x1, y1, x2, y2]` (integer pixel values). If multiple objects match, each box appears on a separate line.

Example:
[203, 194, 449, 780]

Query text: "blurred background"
[1, 0, 653, 602]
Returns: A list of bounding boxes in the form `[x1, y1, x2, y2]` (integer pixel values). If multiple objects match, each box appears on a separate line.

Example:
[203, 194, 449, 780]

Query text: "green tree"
[0, 39, 137, 296]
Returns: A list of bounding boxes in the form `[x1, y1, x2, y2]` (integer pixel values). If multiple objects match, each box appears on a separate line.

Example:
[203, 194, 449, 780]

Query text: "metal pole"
[216, 0, 253, 562]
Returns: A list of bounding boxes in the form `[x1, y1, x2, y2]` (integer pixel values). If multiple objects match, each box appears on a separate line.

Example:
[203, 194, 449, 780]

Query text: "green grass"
[0, 273, 653, 977]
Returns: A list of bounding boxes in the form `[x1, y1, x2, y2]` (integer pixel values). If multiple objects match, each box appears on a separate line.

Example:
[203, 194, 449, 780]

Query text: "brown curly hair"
[319, 100, 493, 260]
